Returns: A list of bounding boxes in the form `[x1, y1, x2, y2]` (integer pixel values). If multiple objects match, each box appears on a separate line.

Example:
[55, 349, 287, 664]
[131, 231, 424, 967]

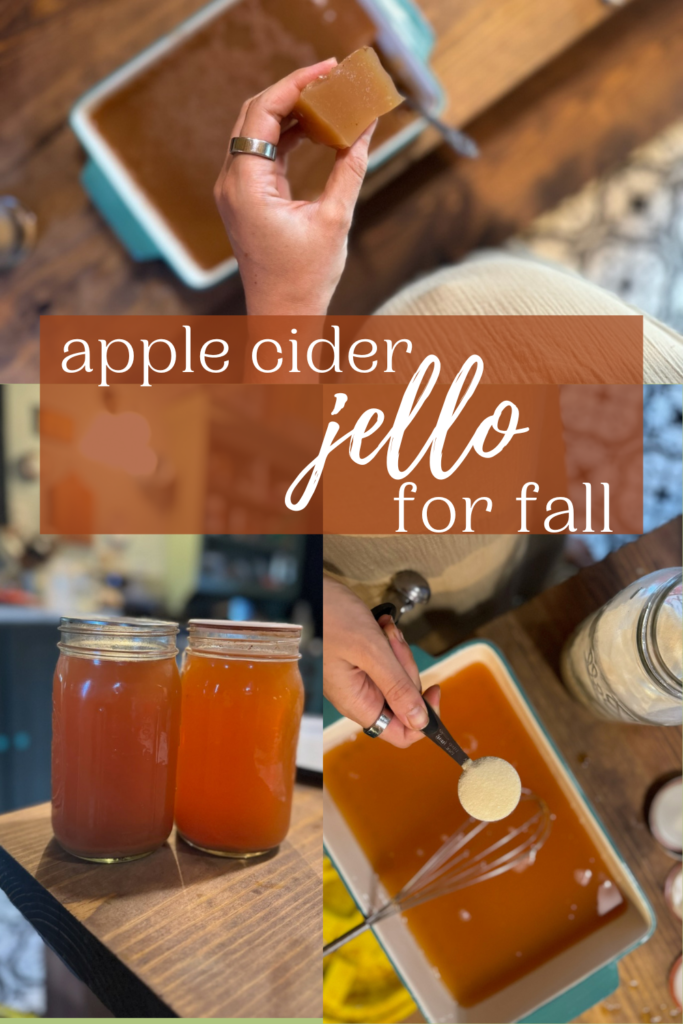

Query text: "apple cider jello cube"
[293, 47, 403, 149]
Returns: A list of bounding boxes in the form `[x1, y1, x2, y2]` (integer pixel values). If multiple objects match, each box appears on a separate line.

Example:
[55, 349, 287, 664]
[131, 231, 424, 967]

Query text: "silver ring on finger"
[363, 701, 393, 738]
[230, 136, 277, 161]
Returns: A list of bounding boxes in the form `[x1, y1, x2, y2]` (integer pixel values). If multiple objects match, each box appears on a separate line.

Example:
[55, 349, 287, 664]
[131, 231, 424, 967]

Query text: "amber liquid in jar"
[175, 621, 304, 857]
[51, 617, 181, 862]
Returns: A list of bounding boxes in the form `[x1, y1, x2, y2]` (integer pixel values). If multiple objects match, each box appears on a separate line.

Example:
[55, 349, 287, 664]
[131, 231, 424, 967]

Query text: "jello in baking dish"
[90, 0, 415, 271]
[324, 659, 628, 1007]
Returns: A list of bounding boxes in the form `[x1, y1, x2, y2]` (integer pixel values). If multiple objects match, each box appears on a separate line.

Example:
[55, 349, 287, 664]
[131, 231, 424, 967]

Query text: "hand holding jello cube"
[293, 47, 403, 149]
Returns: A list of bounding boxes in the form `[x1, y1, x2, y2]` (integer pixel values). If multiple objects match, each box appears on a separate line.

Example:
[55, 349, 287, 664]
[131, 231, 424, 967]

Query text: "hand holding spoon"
[372, 603, 521, 821]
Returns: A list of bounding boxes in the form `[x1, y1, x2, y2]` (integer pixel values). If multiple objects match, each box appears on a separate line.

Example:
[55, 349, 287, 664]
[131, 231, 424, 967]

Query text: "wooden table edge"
[0, 782, 323, 1018]
[0, 841, 177, 1017]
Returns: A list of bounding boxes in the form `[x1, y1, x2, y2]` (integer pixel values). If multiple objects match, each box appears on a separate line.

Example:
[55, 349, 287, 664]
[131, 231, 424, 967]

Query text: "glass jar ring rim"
[188, 618, 302, 633]
[58, 615, 179, 636]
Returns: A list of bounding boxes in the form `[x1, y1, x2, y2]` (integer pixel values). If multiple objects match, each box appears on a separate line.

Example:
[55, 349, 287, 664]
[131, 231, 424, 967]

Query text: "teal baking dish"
[70, 0, 444, 289]
[323, 640, 655, 1024]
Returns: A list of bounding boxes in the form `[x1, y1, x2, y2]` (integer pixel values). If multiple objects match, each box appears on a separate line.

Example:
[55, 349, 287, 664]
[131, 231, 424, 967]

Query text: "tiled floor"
[0, 893, 45, 1015]
[514, 120, 683, 334]
[642, 385, 683, 532]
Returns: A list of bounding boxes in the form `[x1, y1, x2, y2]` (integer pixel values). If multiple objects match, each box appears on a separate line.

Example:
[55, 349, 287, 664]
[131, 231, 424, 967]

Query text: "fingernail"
[396, 627, 406, 645]
[407, 705, 429, 730]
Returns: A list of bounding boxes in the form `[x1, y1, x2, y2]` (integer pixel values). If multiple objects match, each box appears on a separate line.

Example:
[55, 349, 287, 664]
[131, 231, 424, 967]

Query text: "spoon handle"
[400, 94, 480, 160]
[370, 603, 469, 767]
[422, 702, 469, 767]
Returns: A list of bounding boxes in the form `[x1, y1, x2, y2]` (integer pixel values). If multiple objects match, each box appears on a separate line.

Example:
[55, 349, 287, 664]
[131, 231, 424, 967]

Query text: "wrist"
[247, 300, 330, 316]
[246, 292, 330, 316]
[242, 275, 335, 317]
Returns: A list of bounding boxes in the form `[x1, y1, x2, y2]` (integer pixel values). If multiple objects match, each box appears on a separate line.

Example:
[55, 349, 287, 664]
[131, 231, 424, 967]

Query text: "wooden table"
[0, 783, 322, 1018]
[0, 0, 668, 379]
[473, 519, 682, 1024]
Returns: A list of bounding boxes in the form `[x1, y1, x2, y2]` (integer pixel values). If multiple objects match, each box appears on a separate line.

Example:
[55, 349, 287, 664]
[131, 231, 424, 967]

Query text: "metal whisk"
[323, 791, 551, 956]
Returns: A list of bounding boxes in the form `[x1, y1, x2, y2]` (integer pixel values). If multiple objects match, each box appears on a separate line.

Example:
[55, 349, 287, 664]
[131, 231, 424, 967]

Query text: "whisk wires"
[323, 790, 551, 957]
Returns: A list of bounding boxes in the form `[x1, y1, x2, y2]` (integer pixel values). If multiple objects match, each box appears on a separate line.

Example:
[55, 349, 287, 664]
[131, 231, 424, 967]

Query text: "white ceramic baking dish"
[323, 639, 655, 1024]
[70, 0, 444, 289]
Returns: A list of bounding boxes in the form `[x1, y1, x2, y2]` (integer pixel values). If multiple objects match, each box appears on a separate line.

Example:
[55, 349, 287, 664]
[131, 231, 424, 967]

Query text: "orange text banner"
[39, 315, 643, 535]
[40, 315, 643, 385]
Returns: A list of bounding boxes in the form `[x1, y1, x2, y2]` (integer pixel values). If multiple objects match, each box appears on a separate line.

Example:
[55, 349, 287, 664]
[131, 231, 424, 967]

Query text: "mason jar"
[175, 620, 304, 857]
[561, 569, 682, 725]
[52, 617, 181, 862]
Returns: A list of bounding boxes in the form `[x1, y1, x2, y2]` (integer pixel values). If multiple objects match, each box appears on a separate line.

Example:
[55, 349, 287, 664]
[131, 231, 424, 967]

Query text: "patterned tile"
[512, 120, 683, 560]
[516, 120, 683, 332]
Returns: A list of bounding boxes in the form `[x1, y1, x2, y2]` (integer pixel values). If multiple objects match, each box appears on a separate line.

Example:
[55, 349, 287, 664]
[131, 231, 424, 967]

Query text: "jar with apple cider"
[175, 620, 304, 857]
[52, 617, 181, 862]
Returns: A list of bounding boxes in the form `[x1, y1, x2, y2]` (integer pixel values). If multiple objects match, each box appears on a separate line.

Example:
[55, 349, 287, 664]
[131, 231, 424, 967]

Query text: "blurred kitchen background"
[1, 386, 323, 815]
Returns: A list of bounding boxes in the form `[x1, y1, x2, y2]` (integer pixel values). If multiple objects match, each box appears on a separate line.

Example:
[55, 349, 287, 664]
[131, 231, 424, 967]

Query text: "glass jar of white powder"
[561, 568, 682, 725]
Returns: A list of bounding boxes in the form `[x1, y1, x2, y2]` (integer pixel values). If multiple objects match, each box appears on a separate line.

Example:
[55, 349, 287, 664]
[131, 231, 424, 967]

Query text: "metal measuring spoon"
[370, 589, 521, 820]
[371, 589, 468, 765]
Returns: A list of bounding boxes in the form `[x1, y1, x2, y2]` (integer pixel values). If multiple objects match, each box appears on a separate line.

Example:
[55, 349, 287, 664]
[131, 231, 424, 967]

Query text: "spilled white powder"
[457, 756, 522, 821]
[597, 879, 624, 916]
